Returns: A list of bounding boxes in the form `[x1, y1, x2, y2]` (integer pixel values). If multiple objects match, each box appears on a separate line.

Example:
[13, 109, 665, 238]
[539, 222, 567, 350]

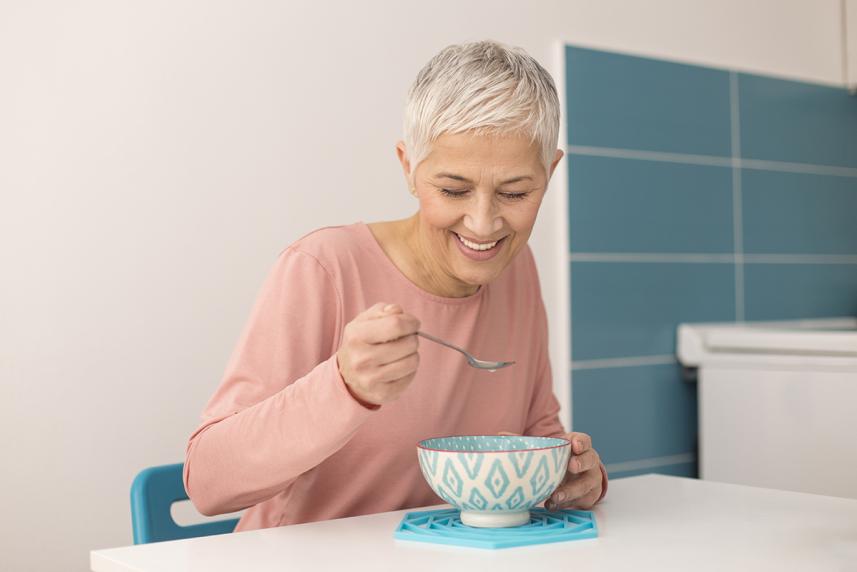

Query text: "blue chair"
[130, 463, 239, 544]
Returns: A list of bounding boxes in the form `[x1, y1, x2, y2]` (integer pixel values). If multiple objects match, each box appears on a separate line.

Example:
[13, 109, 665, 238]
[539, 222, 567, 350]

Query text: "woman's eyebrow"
[433, 173, 533, 184]
[498, 176, 533, 185]
[434, 172, 470, 182]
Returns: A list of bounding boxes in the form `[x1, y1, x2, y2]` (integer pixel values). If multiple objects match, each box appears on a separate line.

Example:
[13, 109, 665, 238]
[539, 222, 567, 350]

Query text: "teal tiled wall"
[565, 45, 857, 480]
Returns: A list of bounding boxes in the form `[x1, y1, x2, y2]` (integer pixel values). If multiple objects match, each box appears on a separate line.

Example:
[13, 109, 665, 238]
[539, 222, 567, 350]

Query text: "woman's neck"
[368, 215, 478, 298]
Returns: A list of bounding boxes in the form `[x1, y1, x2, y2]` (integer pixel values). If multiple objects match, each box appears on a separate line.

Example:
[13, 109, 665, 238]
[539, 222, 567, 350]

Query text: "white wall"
[0, 1, 846, 569]
[848, 0, 857, 89]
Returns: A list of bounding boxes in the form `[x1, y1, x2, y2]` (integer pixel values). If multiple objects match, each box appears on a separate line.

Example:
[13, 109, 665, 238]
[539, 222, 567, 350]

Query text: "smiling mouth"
[453, 232, 504, 251]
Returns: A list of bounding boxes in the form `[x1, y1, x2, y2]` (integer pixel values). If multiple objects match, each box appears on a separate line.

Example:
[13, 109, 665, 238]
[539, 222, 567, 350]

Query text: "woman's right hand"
[336, 303, 421, 407]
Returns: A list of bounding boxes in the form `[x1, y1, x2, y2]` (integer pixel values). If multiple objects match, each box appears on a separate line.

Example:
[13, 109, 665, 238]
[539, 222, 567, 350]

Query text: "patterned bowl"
[417, 435, 570, 528]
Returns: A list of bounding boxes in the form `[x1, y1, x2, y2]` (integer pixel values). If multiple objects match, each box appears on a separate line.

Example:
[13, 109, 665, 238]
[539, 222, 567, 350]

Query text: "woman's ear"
[395, 141, 412, 179]
[548, 149, 564, 179]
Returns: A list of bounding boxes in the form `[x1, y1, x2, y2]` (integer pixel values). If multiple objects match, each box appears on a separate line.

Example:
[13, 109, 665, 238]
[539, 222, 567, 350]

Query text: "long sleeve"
[184, 247, 376, 516]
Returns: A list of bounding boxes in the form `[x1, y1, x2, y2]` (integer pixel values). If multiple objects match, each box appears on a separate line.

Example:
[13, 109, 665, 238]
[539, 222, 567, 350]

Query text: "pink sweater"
[185, 223, 601, 530]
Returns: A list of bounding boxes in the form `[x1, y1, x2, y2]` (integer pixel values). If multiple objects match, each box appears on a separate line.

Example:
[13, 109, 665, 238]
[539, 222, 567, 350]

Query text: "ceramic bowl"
[417, 435, 570, 528]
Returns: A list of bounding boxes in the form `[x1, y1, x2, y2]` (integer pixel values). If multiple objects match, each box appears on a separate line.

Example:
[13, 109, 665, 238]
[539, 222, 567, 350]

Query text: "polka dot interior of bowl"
[417, 435, 568, 453]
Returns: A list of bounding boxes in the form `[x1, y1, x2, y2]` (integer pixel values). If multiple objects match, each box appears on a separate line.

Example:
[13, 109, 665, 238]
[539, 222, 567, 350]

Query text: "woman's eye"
[500, 192, 528, 201]
[440, 188, 469, 198]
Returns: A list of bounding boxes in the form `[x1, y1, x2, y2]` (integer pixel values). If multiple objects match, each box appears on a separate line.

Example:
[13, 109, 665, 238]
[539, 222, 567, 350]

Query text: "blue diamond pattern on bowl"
[529, 456, 550, 497]
[510, 451, 534, 477]
[466, 488, 488, 510]
[419, 449, 438, 478]
[506, 486, 525, 509]
[442, 459, 464, 497]
[551, 446, 566, 472]
[485, 459, 511, 498]
[457, 452, 484, 479]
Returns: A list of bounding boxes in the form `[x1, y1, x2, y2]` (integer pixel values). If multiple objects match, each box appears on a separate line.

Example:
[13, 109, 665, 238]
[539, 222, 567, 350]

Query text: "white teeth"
[456, 233, 499, 251]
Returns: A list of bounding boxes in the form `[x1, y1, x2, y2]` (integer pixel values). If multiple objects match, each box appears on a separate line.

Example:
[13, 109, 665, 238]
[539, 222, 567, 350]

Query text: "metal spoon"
[417, 331, 515, 371]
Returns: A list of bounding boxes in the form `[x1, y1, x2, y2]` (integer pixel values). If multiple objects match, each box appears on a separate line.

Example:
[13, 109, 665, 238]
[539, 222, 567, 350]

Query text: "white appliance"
[677, 317, 857, 499]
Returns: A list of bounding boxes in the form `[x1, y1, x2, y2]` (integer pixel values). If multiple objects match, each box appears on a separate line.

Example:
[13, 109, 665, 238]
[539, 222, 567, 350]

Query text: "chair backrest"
[130, 463, 239, 544]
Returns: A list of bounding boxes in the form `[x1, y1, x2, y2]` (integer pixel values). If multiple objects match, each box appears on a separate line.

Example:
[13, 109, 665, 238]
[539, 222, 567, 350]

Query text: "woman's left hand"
[545, 432, 604, 511]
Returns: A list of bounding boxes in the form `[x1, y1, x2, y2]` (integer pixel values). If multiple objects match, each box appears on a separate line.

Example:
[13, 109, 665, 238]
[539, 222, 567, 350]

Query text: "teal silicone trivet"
[393, 507, 598, 549]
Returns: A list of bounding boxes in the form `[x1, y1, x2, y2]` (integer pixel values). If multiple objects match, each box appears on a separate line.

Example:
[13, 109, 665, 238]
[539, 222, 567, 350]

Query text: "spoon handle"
[416, 331, 469, 358]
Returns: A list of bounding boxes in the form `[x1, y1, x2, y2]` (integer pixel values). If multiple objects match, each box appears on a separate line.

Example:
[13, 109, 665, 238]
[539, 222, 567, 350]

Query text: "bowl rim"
[417, 434, 570, 453]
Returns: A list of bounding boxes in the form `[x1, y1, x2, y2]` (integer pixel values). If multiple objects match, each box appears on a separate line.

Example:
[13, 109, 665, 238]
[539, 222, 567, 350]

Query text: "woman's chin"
[451, 266, 502, 291]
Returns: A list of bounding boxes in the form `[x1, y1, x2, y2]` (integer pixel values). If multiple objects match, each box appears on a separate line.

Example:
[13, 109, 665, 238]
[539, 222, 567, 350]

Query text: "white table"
[91, 475, 857, 571]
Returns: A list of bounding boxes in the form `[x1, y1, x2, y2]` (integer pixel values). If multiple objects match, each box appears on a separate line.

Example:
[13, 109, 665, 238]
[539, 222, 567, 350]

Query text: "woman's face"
[398, 132, 562, 297]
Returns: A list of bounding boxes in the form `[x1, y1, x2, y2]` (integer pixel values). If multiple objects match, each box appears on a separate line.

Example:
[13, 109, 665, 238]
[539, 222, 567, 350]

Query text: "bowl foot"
[460, 510, 530, 528]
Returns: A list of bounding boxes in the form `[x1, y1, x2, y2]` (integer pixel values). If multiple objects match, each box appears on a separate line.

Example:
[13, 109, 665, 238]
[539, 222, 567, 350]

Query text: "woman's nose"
[463, 196, 503, 237]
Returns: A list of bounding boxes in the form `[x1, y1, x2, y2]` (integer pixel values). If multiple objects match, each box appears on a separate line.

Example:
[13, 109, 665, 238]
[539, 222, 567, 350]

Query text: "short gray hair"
[403, 40, 560, 178]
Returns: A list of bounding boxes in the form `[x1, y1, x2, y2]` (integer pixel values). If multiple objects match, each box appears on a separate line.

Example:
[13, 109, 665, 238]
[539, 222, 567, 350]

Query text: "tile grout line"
[569, 253, 857, 264]
[570, 253, 735, 263]
[739, 158, 857, 178]
[567, 145, 857, 178]
[730, 72, 746, 322]
[568, 144, 731, 167]
[744, 254, 857, 263]
[570, 354, 677, 370]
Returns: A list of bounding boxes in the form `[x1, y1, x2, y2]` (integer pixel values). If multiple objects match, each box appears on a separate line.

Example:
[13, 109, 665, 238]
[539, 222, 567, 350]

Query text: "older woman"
[185, 40, 607, 530]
